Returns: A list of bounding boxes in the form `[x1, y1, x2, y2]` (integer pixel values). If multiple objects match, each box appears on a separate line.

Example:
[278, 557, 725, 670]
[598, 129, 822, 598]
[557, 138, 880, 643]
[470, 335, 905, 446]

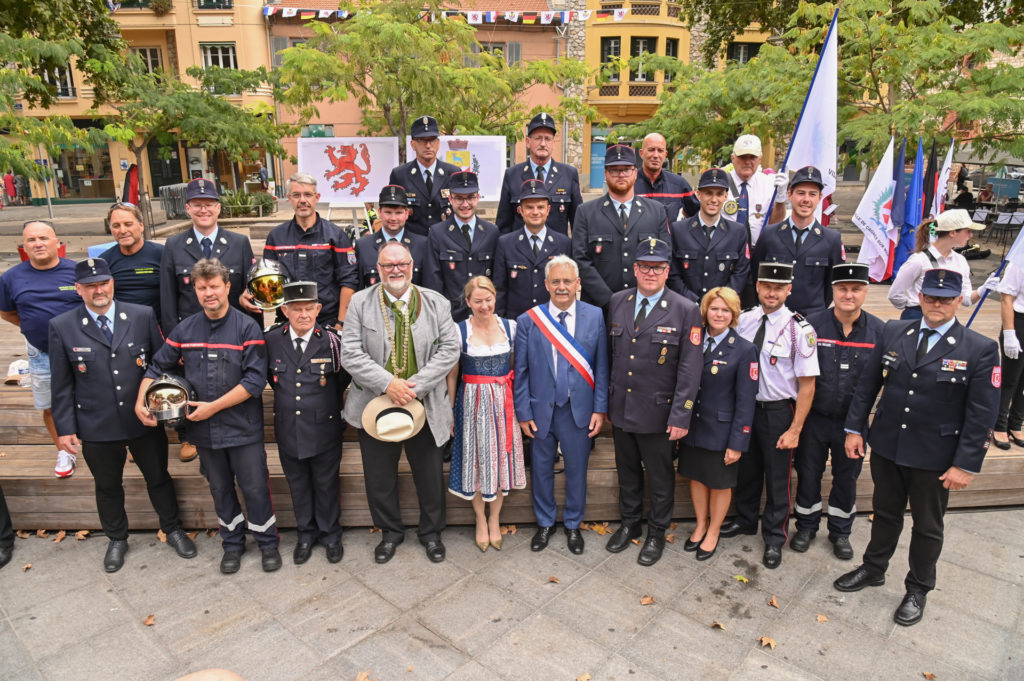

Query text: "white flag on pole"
[931, 139, 955, 218]
[852, 138, 896, 281]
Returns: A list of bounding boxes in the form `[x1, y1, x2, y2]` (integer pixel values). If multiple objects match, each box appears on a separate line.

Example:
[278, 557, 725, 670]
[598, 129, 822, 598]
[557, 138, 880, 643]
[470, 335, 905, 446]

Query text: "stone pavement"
[1, 508, 1021, 681]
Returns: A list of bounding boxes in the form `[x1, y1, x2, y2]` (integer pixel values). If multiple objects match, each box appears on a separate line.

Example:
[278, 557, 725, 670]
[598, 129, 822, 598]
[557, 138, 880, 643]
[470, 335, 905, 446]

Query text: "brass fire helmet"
[144, 373, 197, 425]
[247, 258, 289, 310]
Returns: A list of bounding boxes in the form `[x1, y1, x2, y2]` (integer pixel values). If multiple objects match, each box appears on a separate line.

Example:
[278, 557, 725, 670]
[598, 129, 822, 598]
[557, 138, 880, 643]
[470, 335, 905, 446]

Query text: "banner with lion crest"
[298, 137, 400, 206]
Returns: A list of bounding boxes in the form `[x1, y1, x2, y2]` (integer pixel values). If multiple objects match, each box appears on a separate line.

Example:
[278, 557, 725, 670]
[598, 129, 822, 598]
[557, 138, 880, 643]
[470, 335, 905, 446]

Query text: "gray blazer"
[341, 284, 460, 446]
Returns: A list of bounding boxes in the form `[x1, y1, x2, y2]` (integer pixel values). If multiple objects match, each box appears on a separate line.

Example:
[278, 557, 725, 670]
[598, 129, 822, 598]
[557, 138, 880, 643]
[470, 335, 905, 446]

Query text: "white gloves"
[1004, 329, 1021, 360]
[981, 273, 1001, 293]
[773, 171, 789, 203]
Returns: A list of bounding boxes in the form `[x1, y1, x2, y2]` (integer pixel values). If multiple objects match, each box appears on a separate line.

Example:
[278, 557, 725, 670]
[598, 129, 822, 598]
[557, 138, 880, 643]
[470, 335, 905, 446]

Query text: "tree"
[278, 0, 596, 161]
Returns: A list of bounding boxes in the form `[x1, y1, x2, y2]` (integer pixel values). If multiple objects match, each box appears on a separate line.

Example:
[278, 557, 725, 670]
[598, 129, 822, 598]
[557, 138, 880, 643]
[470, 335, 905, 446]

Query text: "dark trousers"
[82, 428, 181, 541]
[862, 452, 949, 594]
[794, 412, 864, 538]
[0, 482, 13, 549]
[358, 425, 445, 543]
[198, 441, 278, 551]
[612, 427, 675, 536]
[733, 401, 794, 548]
[997, 312, 1024, 431]
[531, 404, 591, 529]
[279, 446, 342, 546]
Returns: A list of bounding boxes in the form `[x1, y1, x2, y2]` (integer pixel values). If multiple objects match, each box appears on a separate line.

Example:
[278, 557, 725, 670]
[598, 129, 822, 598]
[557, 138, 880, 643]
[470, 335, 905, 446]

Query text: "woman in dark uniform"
[679, 287, 758, 560]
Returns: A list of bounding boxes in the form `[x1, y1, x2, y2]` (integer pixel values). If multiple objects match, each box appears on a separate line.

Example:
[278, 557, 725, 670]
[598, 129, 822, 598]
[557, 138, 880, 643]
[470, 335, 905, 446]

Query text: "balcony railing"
[195, 0, 233, 9]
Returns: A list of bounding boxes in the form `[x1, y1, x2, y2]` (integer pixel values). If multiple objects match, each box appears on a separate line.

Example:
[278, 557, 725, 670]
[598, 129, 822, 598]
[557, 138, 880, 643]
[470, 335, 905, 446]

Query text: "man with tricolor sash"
[514, 256, 609, 555]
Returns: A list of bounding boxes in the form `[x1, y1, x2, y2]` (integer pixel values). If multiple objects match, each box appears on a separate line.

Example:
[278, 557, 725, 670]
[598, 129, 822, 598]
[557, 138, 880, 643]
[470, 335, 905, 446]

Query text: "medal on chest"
[77, 362, 87, 374]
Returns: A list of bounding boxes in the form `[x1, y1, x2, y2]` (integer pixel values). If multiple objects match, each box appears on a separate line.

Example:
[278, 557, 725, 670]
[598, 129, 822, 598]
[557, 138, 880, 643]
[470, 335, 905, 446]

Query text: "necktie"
[704, 338, 715, 358]
[794, 228, 807, 253]
[531, 234, 541, 257]
[294, 337, 304, 360]
[461, 223, 472, 247]
[704, 224, 715, 242]
[917, 328, 936, 363]
[394, 299, 406, 315]
[619, 204, 629, 231]
[555, 311, 569, 406]
[201, 237, 212, 260]
[635, 298, 649, 328]
[97, 315, 113, 343]
[536, 165, 545, 183]
[752, 314, 768, 352]
[424, 169, 433, 195]
[738, 182, 749, 225]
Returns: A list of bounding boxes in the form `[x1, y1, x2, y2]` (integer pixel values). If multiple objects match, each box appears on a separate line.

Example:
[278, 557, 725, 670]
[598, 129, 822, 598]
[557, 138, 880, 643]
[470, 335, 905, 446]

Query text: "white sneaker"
[54, 450, 76, 478]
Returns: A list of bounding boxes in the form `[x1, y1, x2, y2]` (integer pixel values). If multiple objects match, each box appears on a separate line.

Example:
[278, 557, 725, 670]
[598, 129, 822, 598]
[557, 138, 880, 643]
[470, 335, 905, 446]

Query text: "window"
[42, 65, 76, 98]
[271, 37, 306, 68]
[195, 0, 233, 8]
[466, 42, 522, 67]
[201, 43, 238, 70]
[630, 37, 657, 81]
[132, 47, 162, 74]
[601, 37, 621, 81]
[664, 38, 679, 83]
[727, 42, 762, 64]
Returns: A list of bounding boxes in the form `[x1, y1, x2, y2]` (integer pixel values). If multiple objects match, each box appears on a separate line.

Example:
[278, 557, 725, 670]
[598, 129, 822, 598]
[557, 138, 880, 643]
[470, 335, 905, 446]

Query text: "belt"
[756, 399, 794, 411]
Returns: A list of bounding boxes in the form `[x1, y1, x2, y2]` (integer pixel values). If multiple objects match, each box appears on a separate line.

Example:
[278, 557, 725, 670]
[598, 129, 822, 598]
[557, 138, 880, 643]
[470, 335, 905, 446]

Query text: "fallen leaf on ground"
[768, 595, 779, 609]
[816, 614, 828, 623]
[922, 673, 937, 680]
[16, 530, 30, 539]
[548, 575, 560, 583]
[711, 621, 726, 630]
[354, 672, 374, 681]
[157, 529, 167, 543]
[869, 514, 875, 522]
[734, 575, 749, 583]
[670, 521, 678, 529]
[593, 522, 610, 536]
[186, 531, 199, 540]
[142, 614, 155, 626]
[206, 528, 218, 537]
[665, 534, 675, 544]
[506, 524, 517, 535]
[52, 530, 66, 543]
[75, 530, 89, 540]
[369, 526, 381, 534]
[631, 538, 642, 545]
[22, 563, 31, 571]
[757, 636, 777, 650]
[35, 529, 48, 538]
[407, 666, 413, 672]
[640, 595, 656, 606]
[576, 674, 593, 681]
[580, 522, 592, 531]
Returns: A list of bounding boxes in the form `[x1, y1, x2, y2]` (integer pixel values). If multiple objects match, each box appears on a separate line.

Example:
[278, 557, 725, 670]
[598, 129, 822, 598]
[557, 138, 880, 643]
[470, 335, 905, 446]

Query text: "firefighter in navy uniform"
[425, 170, 499, 322]
[388, 115, 459, 237]
[752, 166, 844, 316]
[265, 282, 346, 565]
[635, 132, 699, 222]
[493, 179, 571, 319]
[668, 167, 750, 303]
[496, 112, 583, 236]
[354, 185, 435, 291]
[835, 268, 1000, 627]
[138, 258, 280, 575]
[571, 145, 671, 309]
[791, 263, 884, 560]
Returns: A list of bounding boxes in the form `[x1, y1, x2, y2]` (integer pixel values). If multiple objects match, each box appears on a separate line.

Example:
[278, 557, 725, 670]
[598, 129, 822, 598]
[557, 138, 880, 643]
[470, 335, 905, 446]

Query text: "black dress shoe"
[696, 538, 718, 561]
[565, 528, 585, 555]
[993, 435, 1012, 450]
[719, 521, 757, 538]
[637, 535, 664, 566]
[165, 529, 197, 559]
[261, 547, 282, 572]
[325, 541, 344, 564]
[0, 544, 12, 570]
[221, 548, 244, 574]
[1010, 432, 1024, 447]
[789, 529, 816, 553]
[104, 540, 129, 573]
[894, 592, 926, 626]
[531, 526, 554, 552]
[424, 540, 446, 563]
[293, 541, 313, 565]
[831, 536, 854, 560]
[374, 538, 403, 564]
[762, 545, 782, 569]
[683, 534, 706, 552]
[833, 565, 885, 592]
[605, 524, 642, 553]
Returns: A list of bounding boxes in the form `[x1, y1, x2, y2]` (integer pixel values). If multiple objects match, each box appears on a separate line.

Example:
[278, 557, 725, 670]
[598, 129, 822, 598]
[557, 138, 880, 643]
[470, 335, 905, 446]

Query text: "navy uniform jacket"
[353, 230, 437, 291]
[752, 220, 844, 316]
[145, 307, 267, 449]
[49, 302, 163, 442]
[159, 228, 258, 334]
[682, 329, 758, 452]
[845, 319, 1000, 473]
[265, 323, 345, 458]
[607, 287, 702, 433]
[496, 161, 583, 235]
[570, 195, 670, 307]
[806, 309, 884, 420]
[634, 169, 699, 222]
[388, 160, 460, 237]
[667, 215, 750, 303]
[263, 214, 359, 326]
[425, 216, 499, 320]
[492, 228, 571, 319]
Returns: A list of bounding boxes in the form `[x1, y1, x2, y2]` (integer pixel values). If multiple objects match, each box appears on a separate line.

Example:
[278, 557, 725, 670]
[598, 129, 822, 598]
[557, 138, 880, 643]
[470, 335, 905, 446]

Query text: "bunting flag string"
[263, 5, 628, 23]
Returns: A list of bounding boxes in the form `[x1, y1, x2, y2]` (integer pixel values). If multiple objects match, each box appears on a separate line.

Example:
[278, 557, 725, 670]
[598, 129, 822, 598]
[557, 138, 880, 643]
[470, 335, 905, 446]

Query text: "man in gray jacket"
[341, 241, 460, 564]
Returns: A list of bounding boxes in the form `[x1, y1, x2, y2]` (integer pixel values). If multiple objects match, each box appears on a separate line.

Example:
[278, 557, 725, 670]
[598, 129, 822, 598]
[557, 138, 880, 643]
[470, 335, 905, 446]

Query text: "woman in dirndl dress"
[446, 276, 526, 551]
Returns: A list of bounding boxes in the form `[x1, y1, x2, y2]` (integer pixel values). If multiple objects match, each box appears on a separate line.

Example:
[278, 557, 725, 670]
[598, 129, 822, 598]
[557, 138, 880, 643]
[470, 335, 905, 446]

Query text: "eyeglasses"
[922, 294, 959, 305]
[636, 263, 669, 274]
[606, 167, 635, 176]
[451, 194, 478, 203]
[379, 261, 412, 271]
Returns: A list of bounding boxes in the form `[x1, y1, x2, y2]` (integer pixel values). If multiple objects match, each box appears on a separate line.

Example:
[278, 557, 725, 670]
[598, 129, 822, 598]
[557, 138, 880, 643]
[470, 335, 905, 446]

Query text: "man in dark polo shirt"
[101, 202, 163, 320]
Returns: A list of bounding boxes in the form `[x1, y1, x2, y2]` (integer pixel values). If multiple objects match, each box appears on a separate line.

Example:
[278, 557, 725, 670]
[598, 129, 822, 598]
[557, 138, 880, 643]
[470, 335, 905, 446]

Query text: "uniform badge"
[660, 347, 668, 356]
[770, 356, 777, 365]
[320, 376, 327, 387]
[723, 200, 738, 215]
[742, 425, 751, 434]
[449, 262, 456, 270]
[441, 189, 451, 199]
[806, 332, 816, 347]
[183, 276, 190, 285]
[711, 366, 718, 375]
[993, 366, 1002, 388]
[595, 244, 603, 254]
[136, 357, 145, 368]
[510, 270, 518, 279]
[347, 251, 357, 265]
[684, 262, 690, 270]
[657, 356, 666, 365]
[560, 204, 565, 212]
[370, 277, 377, 284]
[718, 262, 726, 272]
[750, 362, 758, 381]
[77, 363, 87, 374]
[684, 400, 693, 409]
[689, 326, 702, 346]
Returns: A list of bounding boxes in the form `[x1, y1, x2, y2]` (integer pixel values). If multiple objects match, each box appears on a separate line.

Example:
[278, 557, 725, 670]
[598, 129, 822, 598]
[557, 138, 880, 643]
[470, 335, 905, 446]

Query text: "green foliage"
[251, 190, 277, 216]
[220, 190, 276, 217]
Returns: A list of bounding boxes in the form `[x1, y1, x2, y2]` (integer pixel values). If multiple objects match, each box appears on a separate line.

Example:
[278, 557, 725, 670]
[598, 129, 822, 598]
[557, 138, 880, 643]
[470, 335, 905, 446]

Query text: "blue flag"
[892, 139, 925, 276]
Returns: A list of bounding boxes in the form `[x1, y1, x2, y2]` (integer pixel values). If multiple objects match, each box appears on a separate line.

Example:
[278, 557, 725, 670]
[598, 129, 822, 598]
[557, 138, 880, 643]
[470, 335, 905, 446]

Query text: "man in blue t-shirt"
[0, 220, 80, 477]
[100, 202, 163, 321]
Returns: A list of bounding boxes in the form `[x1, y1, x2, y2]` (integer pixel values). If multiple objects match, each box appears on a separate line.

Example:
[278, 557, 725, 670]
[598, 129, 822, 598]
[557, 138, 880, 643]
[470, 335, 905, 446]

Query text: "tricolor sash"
[526, 305, 595, 389]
